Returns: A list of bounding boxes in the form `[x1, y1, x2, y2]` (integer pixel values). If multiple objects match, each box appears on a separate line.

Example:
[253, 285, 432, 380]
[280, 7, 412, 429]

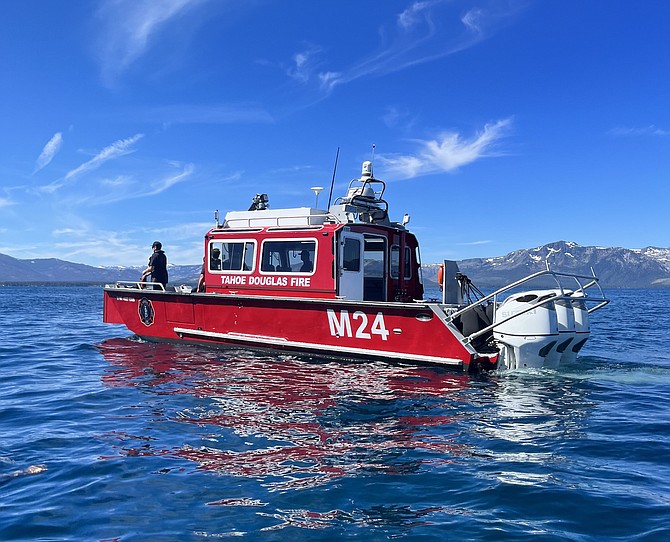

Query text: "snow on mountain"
[422, 241, 670, 288]
[2, 241, 669, 287]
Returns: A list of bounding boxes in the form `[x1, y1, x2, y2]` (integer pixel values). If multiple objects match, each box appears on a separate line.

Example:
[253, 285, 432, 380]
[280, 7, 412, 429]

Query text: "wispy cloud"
[145, 162, 195, 196]
[100, 175, 133, 187]
[64, 134, 144, 182]
[95, 0, 209, 84]
[141, 103, 273, 125]
[47, 214, 215, 265]
[456, 240, 493, 246]
[149, 220, 214, 242]
[52, 228, 82, 236]
[80, 162, 196, 206]
[41, 133, 144, 193]
[460, 7, 487, 35]
[52, 223, 213, 266]
[378, 118, 512, 179]
[34, 132, 63, 173]
[397, 1, 432, 30]
[381, 106, 416, 130]
[285, 44, 323, 83]
[53, 229, 147, 266]
[312, 0, 522, 93]
[0, 197, 15, 208]
[608, 125, 670, 137]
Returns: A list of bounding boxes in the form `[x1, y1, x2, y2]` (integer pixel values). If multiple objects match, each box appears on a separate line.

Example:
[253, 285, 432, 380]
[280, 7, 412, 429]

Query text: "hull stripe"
[173, 327, 464, 367]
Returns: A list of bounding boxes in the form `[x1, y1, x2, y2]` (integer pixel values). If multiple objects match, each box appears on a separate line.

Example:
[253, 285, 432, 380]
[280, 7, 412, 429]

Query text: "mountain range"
[422, 241, 670, 289]
[1, 241, 669, 288]
[0, 252, 201, 285]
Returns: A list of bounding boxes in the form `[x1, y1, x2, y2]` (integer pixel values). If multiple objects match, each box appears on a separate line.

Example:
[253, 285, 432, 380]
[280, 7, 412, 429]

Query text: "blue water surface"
[1, 286, 669, 541]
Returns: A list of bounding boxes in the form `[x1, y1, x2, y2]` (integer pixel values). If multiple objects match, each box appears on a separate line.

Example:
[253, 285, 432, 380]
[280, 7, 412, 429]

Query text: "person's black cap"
[152, 241, 162, 249]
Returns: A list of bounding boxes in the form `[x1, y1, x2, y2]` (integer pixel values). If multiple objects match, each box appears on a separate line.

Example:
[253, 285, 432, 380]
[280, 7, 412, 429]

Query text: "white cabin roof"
[224, 207, 332, 228]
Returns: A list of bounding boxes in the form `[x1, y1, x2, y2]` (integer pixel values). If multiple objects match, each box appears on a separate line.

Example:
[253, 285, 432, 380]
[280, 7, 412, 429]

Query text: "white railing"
[111, 280, 166, 291]
[223, 211, 341, 229]
[440, 265, 609, 344]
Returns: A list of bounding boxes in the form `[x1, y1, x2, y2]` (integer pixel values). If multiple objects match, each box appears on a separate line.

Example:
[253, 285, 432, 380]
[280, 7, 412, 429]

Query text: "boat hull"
[103, 287, 498, 372]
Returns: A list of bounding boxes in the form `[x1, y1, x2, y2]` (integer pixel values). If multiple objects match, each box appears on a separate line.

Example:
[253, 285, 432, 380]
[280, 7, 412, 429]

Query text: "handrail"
[223, 211, 341, 229]
[442, 266, 609, 344]
[112, 280, 166, 291]
[333, 177, 387, 207]
[446, 268, 607, 320]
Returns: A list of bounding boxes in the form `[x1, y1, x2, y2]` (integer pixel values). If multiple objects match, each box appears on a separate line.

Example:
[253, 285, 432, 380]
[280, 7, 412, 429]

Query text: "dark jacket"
[149, 250, 168, 286]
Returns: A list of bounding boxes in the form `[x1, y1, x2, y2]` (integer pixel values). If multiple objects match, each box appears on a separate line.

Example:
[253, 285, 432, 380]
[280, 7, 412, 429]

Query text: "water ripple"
[1, 286, 669, 540]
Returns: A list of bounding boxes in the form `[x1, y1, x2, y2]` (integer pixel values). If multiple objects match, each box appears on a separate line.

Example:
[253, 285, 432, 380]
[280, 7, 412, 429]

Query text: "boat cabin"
[200, 162, 424, 302]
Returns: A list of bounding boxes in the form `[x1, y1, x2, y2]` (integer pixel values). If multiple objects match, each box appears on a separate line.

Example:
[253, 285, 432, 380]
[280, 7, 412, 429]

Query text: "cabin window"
[415, 246, 423, 285]
[363, 236, 387, 301]
[209, 241, 255, 272]
[390, 245, 412, 279]
[390, 246, 400, 278]
[260, 240, 316, 273]
[404, 246, 412, 279]
[342, 238, 361, 271]
[364, 238, 386, 278]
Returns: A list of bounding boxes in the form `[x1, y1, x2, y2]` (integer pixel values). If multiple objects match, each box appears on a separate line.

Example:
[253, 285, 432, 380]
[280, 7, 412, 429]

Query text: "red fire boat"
[103, 161, 608, 372]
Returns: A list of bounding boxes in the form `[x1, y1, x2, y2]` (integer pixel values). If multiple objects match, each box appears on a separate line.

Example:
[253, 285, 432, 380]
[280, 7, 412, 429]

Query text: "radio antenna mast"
[327, 146, 340, 209]
[370, 144, 376, 176]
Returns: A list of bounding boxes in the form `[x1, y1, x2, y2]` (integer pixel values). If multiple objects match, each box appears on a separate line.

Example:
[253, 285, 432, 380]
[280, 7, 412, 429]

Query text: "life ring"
[437, 264, 444, 291]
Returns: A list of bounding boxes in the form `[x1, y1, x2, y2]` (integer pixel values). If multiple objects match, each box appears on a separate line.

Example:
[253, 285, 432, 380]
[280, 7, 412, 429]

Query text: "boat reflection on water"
[97, 337, 475, 491]
[471, 370, 597, 490]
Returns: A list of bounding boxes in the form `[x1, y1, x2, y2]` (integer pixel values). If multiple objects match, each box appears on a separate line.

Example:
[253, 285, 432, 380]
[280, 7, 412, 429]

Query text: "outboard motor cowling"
[546, 291, 577, 368]
[561, 293, 590, 364]
[493, 291, 559, 370]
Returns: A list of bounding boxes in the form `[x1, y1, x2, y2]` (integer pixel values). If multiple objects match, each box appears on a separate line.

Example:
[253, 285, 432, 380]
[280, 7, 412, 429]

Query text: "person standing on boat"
[195, 257, 206, 292]
[141, 241, 168, 289]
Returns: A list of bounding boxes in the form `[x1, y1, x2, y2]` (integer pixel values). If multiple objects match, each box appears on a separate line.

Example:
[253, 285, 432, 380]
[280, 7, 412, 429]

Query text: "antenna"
[326, 146, 340, 209]
[370, 144, 376, 176]
[310, 186, 324, 208]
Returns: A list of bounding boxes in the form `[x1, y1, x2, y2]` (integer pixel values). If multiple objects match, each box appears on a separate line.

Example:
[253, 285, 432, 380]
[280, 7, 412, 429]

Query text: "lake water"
[1, 286, 669, 541]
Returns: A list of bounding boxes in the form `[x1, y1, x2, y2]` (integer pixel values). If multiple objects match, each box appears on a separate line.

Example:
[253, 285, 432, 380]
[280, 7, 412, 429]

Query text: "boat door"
[363, 235, 387, 301]
[338, 231, 364, 300]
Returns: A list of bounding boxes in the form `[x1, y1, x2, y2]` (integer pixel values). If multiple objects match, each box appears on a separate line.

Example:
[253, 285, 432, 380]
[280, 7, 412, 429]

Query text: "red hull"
[103, 288, 498, 372]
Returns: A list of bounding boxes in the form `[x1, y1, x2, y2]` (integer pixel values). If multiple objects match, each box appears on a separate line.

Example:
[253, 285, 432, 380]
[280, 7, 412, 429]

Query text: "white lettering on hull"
[221, 275, 248, 286]
[326, 309, 389, 341]
[249, 276, 287, 287]
[290, 277, 311, 287]
[219, 275, 311, 287]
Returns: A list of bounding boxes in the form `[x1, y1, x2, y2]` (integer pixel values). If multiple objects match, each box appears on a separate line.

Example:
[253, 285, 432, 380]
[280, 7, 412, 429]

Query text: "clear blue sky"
[1, 1, 668, 267]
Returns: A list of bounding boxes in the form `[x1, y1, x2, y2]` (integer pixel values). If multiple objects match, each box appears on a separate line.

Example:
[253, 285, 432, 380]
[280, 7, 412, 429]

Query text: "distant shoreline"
[0, 282, 109, 287]
[1, 281, 668, 289]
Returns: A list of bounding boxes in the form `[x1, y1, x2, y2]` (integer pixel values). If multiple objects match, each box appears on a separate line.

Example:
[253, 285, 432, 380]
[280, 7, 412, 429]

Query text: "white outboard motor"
[561, 293, 590, 364]
[493, 290, 559, 370]
[543, 290, 577, 368]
